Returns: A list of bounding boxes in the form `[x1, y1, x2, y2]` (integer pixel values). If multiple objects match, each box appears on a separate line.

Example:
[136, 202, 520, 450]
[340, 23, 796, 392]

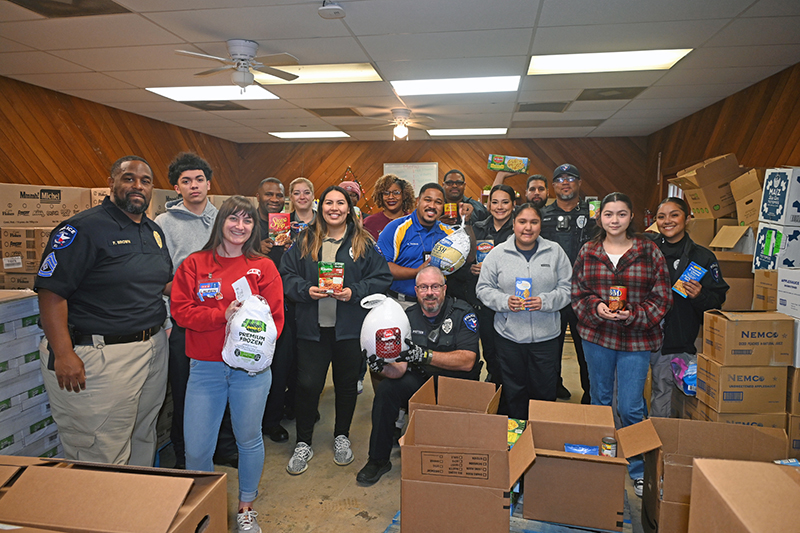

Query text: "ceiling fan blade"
[252, 65, 299, 82]
[195, 66, 235, 77]
[253, 52, 299, 66]
[176, 49, 232, 64]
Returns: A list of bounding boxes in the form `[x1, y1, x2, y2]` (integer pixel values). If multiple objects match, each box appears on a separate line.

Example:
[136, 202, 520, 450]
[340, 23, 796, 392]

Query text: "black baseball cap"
[553, 163, 580, 180]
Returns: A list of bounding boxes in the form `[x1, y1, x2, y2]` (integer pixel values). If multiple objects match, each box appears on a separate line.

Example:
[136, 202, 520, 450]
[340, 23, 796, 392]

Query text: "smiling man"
[376, 183, 455, 305]
[442, 169, 488, 225]
[36, 155, 172, 466]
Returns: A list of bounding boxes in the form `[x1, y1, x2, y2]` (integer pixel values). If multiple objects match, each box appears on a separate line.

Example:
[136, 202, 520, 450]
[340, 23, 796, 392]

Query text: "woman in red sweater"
[171, 196, 284, 533]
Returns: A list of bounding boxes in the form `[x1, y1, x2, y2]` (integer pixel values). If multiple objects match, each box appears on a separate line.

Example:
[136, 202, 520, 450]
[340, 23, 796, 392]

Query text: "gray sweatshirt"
[476, 235, 572, 344]
[155, 198, 218, 274]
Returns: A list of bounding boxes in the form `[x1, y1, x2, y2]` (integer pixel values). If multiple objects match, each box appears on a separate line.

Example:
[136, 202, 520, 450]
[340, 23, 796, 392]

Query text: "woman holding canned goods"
[571, 192, 672, 498]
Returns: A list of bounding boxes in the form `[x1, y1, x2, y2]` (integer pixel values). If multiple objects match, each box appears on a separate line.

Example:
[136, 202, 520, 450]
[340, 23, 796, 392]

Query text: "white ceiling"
[0, 0, 798, 143]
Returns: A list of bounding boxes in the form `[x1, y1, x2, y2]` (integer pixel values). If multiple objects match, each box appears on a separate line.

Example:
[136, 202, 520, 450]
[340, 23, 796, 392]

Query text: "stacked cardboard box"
[669, 154, 741, 220]
[773, 267, 800, 458]
[753, 167, 800, 271]
[730, 169, 764, 231]
[752, 269, 778, 310]
[1, 228, 52, 274]
[91, 187, 180, 219]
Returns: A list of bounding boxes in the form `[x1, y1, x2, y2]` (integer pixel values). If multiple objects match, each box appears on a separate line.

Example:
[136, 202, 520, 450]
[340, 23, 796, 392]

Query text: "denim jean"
[184, 359, 271, 502]
[582, 341, 648, 480]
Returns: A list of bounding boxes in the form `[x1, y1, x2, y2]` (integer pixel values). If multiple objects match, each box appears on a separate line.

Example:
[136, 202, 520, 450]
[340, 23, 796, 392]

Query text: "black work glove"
[365, 350, 385, 374]
[397, 340, 432, 366]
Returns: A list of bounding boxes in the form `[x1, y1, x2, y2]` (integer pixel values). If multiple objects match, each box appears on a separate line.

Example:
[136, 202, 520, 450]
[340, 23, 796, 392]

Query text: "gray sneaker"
[287, 442, 313, 475]
[333, 435, 354, 466]
[236, 509, 261, 533]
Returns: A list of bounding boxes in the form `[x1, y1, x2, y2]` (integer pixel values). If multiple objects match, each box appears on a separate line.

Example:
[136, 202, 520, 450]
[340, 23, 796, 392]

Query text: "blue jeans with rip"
[583, 341, 648, 480]
[184, 359, 271, 502]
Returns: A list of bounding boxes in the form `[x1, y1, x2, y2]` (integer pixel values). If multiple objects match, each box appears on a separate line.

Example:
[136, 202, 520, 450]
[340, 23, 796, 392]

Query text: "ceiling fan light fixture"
[231, 70, 255, 88]
[393, 123, 409, 140]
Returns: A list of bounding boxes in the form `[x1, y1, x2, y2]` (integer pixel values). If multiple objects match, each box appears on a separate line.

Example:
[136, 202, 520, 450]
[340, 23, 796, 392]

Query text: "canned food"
[443, 203, 458, 218]
[609, 285, 627, 312]
[601, 437, 617, 457]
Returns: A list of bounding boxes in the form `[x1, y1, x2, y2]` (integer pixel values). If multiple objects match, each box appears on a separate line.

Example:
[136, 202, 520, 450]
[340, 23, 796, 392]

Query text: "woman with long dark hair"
[280, 185, 392, 476]
[363, 173, 416, 240]
[571, 192, 671, 498]
[171, 196, 284, 533]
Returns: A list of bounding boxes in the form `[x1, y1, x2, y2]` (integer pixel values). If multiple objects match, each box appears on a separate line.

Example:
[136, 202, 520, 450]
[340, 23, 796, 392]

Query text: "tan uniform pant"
[40, 329, 168, 466]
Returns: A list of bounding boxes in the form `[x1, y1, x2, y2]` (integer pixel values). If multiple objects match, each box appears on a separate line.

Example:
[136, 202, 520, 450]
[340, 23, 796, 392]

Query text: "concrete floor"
[162, 337, 644, 532]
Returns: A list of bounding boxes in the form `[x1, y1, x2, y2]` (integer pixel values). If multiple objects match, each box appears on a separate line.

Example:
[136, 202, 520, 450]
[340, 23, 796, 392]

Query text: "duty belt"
[73, 324, 162, 346]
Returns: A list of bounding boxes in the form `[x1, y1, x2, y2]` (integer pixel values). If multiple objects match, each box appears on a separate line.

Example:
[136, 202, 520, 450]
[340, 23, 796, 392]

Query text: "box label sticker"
[421, 452, 489, 480]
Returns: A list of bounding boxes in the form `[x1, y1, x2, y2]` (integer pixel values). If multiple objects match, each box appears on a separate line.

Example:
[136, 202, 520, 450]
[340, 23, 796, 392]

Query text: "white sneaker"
[633, 478, 644, 498]
[333, 435, 354, 466]
[357, 379, 364, 394]
[287, 442, 313, 475]
[237, 509, 261, 533]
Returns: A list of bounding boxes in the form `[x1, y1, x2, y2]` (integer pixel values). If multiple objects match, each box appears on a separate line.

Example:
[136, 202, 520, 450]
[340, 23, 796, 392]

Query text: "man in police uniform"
[442, 169, 488, 224]
[36, 155, 172, 466]
[540, 163, 596, 404]
[355, 266, 480, 485]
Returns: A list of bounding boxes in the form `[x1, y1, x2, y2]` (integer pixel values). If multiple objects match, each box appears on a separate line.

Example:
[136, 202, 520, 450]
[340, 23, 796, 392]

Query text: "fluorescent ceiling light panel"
[255, 63, 382, 85]
[147, 85, 278, 101]
[269, 131, 350, 139]
[528, 49, 692, 75]
[391, 76, 520, 96]
[428, 128, 507, 136]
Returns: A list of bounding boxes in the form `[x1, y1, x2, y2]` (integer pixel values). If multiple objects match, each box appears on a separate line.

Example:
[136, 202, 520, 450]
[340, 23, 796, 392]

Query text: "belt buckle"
[141, 328, 149, 341]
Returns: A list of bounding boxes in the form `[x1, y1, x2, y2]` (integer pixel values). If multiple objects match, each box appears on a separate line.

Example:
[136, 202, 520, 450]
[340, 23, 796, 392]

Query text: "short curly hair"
[167, 152, 213, 187]
[371, 174, 415, 213]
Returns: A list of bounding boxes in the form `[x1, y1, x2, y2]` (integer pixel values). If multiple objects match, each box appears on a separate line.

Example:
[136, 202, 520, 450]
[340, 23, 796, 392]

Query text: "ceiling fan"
[176, 39, 300, 89]
[365, 108, 434, 139]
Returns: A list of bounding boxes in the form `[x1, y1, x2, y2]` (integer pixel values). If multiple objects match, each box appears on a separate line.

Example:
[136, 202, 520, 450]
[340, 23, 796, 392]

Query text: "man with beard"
[540, 163, 596, 403]
[493, 171, 549, 208]
[355, 266, 480, 485]
[441, 169, 488, 224]
[36, 155, 172, 465]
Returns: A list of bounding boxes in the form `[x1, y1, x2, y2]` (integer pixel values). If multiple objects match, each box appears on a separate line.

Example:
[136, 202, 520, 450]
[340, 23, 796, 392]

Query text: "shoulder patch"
[51, 225, 77, 250]
[463, 312, 478, 332]
[709, 262, 721, 282]
[38, 252, 57, 277]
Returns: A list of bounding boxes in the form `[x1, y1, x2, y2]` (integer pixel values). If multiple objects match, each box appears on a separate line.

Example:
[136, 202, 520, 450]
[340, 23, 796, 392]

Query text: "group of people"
[34, 152, 729, 533]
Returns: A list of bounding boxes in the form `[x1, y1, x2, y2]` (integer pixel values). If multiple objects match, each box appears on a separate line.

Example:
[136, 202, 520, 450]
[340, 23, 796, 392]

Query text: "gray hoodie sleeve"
[538, 245, 572, 312]
[475, 249, 511, 313]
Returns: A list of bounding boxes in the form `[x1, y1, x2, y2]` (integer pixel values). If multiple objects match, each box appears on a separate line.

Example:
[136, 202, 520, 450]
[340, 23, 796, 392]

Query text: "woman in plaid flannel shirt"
[571, 192, 672, 496]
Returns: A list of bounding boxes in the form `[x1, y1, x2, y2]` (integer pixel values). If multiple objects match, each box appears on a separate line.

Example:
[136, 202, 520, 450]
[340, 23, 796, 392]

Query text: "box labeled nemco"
[702, 310, 793, 366]
[753, 222, 800, 270]
[696, 354, 787, 414]
[0, 184, 91, 227]
[690, 397, 787, 429]
[759, 167, 800, 226]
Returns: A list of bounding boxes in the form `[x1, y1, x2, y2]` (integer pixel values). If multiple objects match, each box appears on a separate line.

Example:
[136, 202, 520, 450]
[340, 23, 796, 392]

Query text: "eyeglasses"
[382, 190, 402, 197]
[416, 283, 444, 293]
[443, 180, 465, 187]
[553, 176, 578, 184]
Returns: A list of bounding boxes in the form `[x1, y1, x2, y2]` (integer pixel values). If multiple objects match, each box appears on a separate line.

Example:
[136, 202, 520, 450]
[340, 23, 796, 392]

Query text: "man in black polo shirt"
[442, 169, 489, 224]
[540, 163, 596, 404]
[36, 155, 172, 466]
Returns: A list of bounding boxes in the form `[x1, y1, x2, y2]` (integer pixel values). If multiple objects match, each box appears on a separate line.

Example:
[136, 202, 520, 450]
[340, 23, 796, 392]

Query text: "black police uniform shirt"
[406, 296, 480, 380]
[35, 197, 172, 336]
[540, 201, 597, 265]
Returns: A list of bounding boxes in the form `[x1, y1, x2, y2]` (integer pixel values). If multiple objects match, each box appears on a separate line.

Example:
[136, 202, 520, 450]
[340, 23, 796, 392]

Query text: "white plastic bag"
[222, 295, 278, 375]
[359, 294, 411, 363]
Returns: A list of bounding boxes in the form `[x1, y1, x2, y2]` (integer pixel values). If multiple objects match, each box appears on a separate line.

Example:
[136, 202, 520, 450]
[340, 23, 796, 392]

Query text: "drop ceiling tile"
[677, 45, 800, 69]
[286, 96, 405, 110]
[0, 36, 33, 53]
[109, 100, 208, 114]
[233, 99, 302, 110]
[538, 0, 751, 26]
[211, 108, 318, 121]
[0, 1, 45, 21]
[376, 56, 527, 81]
[346, 130, 407, 141]
[521, 71, 666, 91]
[587, 125, 654, 137]
[134, 110, 210, 121]
[638, 83, 749, 99]
[266, 81, 394, 100]
[197, 37, 370, 65]
[655, 65, 787, 86]
[9, 72, 135, 91]
[116, 0, 309, 11]
[517, 89, 583, 102]
[566, 100, 629, 112]
[360, 29, 532, 62]
[611, 107, 698, 121]
[426, 113, 513, 127]
[531, 19, 730, 55]
[0, 13, 181, 50]
[742, 0, 800, 17]
[104, 68, 234, 88]
[51, 44, 213, 72]
[0, 51, 89, 75]
[401, 92, 519, 108]
[623, 96, 721, 110]
[706, 16, 800, 46]
[514, 109, 616, 121]
[58, 88, 168, 103]
[507, 127, 593, 138]
[601, 116, 677, 130]
[249, 117, 335, 129]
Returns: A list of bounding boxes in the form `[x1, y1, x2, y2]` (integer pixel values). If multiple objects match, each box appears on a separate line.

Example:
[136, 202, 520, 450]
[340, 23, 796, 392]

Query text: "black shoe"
[356, 459, 392, 485]
[264, 425, 289, 443]
[557, 384, 572, 400]
[213, 453, 239, 469]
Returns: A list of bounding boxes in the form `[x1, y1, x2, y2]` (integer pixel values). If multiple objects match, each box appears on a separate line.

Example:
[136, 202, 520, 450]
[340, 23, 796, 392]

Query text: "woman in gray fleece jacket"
[476, 203, 572, 418]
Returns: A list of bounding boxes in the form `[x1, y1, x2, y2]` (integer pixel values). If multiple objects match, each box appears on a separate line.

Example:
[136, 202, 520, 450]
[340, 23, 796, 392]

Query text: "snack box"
[318, 262, 344, 294]
[487, 154, 529, 174]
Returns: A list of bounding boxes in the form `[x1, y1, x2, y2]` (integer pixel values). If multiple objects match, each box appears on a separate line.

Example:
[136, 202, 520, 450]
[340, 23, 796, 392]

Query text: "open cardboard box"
[670, 154, 742, 219]
[399, 409, 535, 533]
[407, 375, 501, 419]
[0, 456, 227, 533]
[522, 401, 628, 531]
[710, 225, 755, 255]
[616, 417, 788, 533]
[688, 458, 800, 532]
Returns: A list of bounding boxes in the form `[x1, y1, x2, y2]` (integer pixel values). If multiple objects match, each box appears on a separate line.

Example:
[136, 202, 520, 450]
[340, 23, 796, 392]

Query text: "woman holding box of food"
[475, 202, 572, 419]
[280, 185, 392, 476]
[649, 197, 728, 417]
[571, 192, 672, 498]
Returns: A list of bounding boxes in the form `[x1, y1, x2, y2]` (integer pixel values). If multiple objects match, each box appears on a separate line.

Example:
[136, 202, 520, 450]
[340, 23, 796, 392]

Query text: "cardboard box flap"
[671, 154, 740, 189]
[507, 424, 535, 491]
[705, 309, 791, 322]
[528, 401, 616, 451]
[407, 377, 436, 413]
[730, 169, 764, 200]
[710, 225, 752, 249]
[414, 409, 507, 450]
[437, 376, 500, 413]
[616, 419, 662, 459]
[535, 448, 628, 465]
[0, 466, 193, 533]
[0, 464, 20, 487]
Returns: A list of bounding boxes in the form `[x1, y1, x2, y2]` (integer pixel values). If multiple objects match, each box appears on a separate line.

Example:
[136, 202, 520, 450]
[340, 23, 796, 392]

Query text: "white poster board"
[383, 162, 439, 196]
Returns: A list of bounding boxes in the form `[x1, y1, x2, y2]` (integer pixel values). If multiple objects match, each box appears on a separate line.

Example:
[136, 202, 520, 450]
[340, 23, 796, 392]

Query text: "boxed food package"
[710, 225, 755, 255]
[400, 409, 535, 533]
[702, 310, 793, 366]
[407, 376, 500, 420]
[688, 459, 800, 532]
[1, 228, 52, 274]
[759, 167, 800, 227]
[670, 155, 742, 219]
[0, 184, 91, 227]
[752, 222, 800, 270]
[616, 417, 788, 533]
[696, 354, 787, 414]
[318, 262, 344, 293]
[522, 401, 629, 531]
[268, 213, 290, 242]
[687, 397, 787, 429]
[752, 269, 777, 310]
[487, 154, 529, 174]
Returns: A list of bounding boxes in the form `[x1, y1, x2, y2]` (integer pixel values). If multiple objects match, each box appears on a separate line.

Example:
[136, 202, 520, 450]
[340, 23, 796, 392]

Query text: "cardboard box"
[752, 269, 777, 310]
[90, 188, 110, 207]
[789, 415, 800, 459]
[0, 457, 228, 533]
[670, 155, 741, 219]
[93, 188, 180, 219]
[753, 222, 800, 270]
[702, 310, 793, 366]
[522, 401, 628, 531]
[759, 167, 800, 226]
[690, 396, 787, 429]
[616, 417, 788, 533]
[0, 184, 91, 227]
[1, 228, 52, 273]
[788, 367, 800, 416]
[776, 267, 800, 321]
[730, 168, 765, 201]
[710, 225, 755, 254]
[688, 459, 800, 532]
[0, 274, 36, 290]
[407, 376, 501, 420]
[686, 218, 738, 248]
[736, 189, 762, 231]
[721, 278, 754, 311]
[696, 354, 787, 414]
[400, 409, 535, 533]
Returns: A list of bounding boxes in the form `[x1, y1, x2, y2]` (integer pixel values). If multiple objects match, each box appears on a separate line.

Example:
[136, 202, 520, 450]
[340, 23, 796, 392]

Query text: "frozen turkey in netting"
[359, 294, 411, 363]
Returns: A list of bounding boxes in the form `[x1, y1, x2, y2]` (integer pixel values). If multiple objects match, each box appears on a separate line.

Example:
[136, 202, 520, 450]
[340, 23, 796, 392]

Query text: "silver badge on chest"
[576, 215, 587, 229]
[442, 318, 453, 334]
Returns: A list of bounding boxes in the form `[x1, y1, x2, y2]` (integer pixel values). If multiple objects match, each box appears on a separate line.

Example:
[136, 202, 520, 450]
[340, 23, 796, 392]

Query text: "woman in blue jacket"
[280, 185, 392, 476]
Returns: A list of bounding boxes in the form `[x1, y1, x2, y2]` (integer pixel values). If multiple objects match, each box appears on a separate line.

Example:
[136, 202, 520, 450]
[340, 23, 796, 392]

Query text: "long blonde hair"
[299, 186, 375, 261]
[289, 177, 314, 213]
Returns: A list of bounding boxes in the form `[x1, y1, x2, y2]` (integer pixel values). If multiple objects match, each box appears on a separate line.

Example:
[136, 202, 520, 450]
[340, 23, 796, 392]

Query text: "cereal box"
[673, 261, 707, 298]
[515, 277, 532, 298]
[476, 240, 494, 263]
[488, 154, 529, 174]
[318, 262, 344, 294]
